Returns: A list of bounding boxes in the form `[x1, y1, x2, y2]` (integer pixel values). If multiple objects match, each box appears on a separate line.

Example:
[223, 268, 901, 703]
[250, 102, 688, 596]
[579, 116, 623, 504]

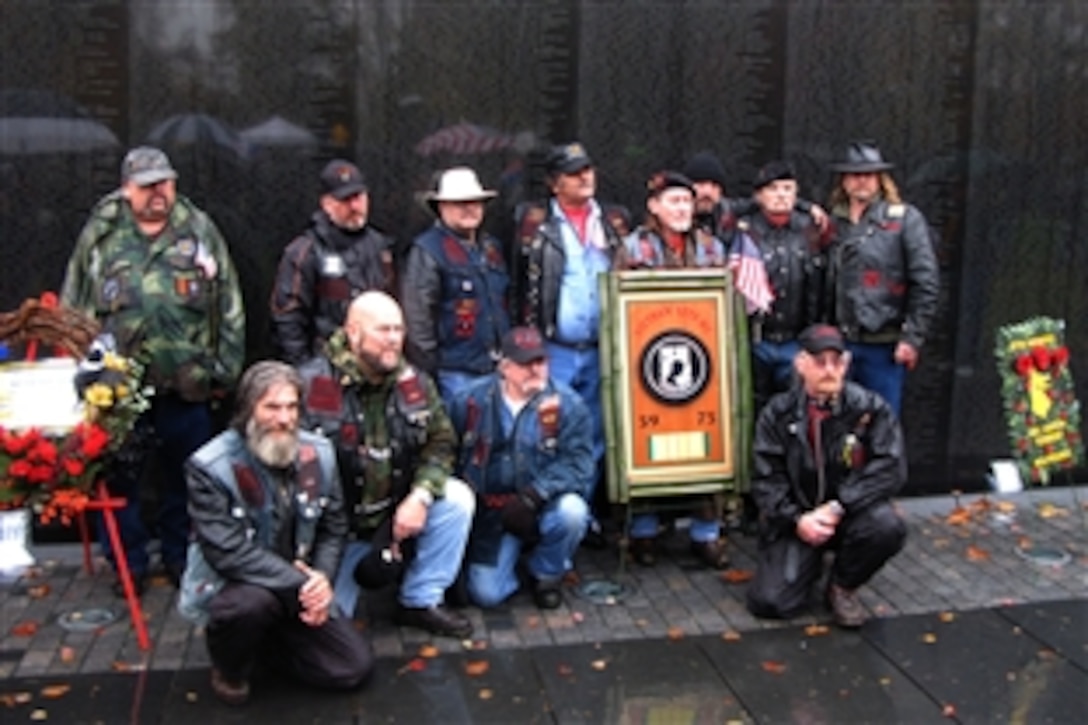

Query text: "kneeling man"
[180, 361, 372, 705]
[746, 325, 907, 628]
[447, 327, 592, 609]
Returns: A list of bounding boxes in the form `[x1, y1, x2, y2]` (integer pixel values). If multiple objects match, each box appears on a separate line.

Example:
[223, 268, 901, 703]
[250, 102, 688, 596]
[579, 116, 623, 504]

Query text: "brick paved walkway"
[2, 486, 1085, 678]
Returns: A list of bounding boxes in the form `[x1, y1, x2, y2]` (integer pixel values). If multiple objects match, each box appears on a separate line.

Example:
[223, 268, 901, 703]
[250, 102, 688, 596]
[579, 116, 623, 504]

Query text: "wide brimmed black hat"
[829, 140, 895, 173]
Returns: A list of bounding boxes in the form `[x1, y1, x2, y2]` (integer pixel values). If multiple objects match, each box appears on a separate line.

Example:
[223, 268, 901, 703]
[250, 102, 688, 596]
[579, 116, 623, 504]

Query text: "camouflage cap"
[121, 146, 178, 186]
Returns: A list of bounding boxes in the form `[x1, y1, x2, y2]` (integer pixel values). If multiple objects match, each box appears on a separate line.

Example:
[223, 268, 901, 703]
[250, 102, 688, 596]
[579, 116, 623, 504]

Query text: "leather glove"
[500, 488, 543, 544]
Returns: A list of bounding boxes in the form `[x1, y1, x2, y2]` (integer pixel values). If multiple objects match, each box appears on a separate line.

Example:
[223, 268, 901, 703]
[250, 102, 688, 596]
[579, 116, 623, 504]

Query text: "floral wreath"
[994, 317, 1083, 483]
[1, 300, 151, 521]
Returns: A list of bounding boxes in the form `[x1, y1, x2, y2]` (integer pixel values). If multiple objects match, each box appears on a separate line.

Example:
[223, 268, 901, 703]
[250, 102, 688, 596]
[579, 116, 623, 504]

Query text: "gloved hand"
[501, 489, 543, 544]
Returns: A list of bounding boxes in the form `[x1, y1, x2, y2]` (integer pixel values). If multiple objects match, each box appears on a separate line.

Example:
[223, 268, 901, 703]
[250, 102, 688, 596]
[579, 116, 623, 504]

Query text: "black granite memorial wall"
[1, 0, 1084, 491]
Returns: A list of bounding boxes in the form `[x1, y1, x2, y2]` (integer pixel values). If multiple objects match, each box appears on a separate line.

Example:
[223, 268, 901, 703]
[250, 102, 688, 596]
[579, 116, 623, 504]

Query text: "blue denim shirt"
[552, 199, 611, 345]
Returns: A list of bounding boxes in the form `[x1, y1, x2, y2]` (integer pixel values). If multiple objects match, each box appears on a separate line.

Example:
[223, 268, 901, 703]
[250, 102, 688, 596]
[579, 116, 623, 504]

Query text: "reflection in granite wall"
[1, 0, 1084, 489]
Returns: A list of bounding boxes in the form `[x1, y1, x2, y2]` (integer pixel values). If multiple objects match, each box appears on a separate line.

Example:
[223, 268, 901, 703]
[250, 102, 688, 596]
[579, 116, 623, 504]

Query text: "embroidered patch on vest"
[396, 368, 426, 406]
[442, 236, 470, 265]
[233, 463, 265, 508]
[307, 375, 343, 414]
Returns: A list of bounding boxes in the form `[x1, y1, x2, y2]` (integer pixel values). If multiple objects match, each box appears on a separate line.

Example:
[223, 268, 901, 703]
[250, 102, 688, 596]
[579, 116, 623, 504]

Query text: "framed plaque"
[600, 270, 752, 503]
[0, 358, 82, 433]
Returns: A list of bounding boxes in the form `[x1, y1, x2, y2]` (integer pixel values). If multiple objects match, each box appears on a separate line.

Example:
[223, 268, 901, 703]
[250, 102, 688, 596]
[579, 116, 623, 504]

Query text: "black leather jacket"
[737, 210, 826, 341]
[270, 211, 396, 364]
[752, 381, 906, 540]
[827, 200, 939, 348]
[509, 199, 629, 336]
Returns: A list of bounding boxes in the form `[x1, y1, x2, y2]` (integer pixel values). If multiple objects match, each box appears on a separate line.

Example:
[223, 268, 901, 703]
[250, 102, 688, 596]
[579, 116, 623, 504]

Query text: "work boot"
[628, 537, 657, 566]
[396, 604, 474, 639]
[689, 539, 730, 570]
[533, 579, 563, 610]
[828, 583, 867, 629]
[210, 667, 250, 706]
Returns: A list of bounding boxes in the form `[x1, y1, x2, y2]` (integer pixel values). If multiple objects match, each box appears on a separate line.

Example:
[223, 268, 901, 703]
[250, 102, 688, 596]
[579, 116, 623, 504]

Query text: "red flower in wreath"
[1052, 346, 1069, 367]
[1014, 354, 1033, 377]
[1031, 346, 1051, 371]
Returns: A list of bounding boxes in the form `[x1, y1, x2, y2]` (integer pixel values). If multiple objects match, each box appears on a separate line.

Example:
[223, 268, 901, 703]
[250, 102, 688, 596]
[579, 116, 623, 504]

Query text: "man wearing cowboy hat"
[826, 141, 939, 414]
[401, 167, 511, 403]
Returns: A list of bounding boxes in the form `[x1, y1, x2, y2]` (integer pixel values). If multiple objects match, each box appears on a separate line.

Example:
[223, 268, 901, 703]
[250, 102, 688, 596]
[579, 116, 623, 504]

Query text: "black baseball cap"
[798, 324, 846, 354]
[502, 326, 547, 364]
[320, 159, 368, 200]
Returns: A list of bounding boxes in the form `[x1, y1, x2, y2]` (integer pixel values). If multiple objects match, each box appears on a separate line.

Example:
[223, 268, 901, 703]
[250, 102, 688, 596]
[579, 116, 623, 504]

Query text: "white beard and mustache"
[246, 418, 300, 469]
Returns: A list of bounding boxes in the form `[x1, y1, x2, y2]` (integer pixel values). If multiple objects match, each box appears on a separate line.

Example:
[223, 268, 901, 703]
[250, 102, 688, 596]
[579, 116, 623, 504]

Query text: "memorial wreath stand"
[1, 294, 150, 650]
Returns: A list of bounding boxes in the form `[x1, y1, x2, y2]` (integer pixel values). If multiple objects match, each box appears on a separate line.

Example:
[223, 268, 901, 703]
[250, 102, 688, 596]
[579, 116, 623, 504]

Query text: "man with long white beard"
[179, 361, 371, 706]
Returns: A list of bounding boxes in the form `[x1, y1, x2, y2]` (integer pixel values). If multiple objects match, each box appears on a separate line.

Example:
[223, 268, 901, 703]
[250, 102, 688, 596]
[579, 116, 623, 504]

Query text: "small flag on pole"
[728, 233, 775, 314]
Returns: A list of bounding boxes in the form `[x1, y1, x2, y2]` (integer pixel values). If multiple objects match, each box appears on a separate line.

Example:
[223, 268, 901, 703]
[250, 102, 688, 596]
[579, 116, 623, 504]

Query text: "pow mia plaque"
[641, 331, 710, 405]
[601, 270, 750, 503]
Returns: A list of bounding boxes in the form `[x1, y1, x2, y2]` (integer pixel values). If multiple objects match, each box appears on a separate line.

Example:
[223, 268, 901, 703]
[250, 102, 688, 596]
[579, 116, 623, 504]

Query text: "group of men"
[58, 137, 937, 704]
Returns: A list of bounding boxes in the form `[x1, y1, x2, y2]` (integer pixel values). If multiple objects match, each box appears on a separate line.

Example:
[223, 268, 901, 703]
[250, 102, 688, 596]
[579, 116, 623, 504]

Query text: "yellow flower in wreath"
[103, 352, 128, 373]
[1027, 368, 1052, 420]
[84, 383, 114, 409]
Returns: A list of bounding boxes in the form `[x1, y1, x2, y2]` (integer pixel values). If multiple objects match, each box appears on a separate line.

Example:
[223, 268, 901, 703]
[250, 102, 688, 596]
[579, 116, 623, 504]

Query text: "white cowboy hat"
[423, 167, 497, 205]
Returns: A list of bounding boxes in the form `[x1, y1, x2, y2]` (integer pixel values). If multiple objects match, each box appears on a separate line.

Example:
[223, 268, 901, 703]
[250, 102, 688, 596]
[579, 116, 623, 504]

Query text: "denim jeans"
[467, 492, 588, 608]
[333, 477, 475, 617]
[629, 512, 721, 543]
[98, 395, 214, 574]
[846, 342, 905, 415]
[545, 342, 604, 470]
[752, 339, 800, 408]
[437, 370, 488, 408]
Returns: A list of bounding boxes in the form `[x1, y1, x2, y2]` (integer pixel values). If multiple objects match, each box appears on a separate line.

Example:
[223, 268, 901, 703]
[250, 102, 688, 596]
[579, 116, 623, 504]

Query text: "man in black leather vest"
[271, 160, 396, 364]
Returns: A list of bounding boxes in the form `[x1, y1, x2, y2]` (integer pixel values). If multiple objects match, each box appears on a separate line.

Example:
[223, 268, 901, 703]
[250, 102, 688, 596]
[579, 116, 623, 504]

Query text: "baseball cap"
[320, 159, 368, 200]
[546, 142, 593, 175]
[501, 326, 547, 364]
[798, 324, 846, 354]
[121, 146, 177, 186]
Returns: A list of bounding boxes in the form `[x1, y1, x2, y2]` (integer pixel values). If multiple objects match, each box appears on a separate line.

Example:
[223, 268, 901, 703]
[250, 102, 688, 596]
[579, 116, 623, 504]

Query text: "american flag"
[728, 233, 775, 315]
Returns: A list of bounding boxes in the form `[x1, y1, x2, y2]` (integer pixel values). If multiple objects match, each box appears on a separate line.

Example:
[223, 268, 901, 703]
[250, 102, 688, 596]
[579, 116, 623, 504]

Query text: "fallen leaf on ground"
[996, 500, 1017, 513]
[969, 497, 993, 514]
[1038, 503, 1068, 519]
[966, 545, 990, 562]
[562, 570, 581, 585]
[39, 685, 70, 699]
[557, 663, 574, 676]
[879, 677, 892, 686]
[945, 507, 972, 526]
[942, 704, 957, 718]
[666, 627, 685, 641]
[761, 660, 787, 674]
[27, 584, 51, 599]
[721, 630, 742, 641]
[58, 647, 76, 664]
[571, 611, 585, 623]
[526, 615, 540, 629]
[418, 645, 439, 659]
[938, 612, 956, 623]
[464, 660, 489, 677]
[30, 708, 48, 721]
[1017, 536, 1033, 549]
[396, 658, 427, 675]
[590, 659, 607, 671]
[478, 689, 493, 700]
[186, 691, 198, 702]
[10, 621, 39, 637]
[922, 633, 938, 644]
[804, 624, 830, 636]
[720, 569, 754, 584]
[0, 692, 32, 707]
[931, 538, 951, 549]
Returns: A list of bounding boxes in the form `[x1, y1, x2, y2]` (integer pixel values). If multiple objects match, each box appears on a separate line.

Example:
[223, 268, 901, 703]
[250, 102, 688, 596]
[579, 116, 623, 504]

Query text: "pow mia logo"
[640, 331, 710, 404]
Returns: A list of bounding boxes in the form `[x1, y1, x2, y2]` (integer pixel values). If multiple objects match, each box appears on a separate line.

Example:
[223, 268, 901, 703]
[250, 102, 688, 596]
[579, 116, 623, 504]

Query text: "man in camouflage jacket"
[298, 291, 475, 639]
[60, 147, 245, 593]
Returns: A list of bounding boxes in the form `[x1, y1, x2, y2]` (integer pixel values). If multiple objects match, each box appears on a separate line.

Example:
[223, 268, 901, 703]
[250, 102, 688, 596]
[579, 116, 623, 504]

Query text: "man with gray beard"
[179, 361, 372, 705]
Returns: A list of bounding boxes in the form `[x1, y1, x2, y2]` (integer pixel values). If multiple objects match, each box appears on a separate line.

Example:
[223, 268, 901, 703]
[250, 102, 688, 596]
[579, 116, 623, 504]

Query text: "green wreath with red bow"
[994, 317, 1083, 483]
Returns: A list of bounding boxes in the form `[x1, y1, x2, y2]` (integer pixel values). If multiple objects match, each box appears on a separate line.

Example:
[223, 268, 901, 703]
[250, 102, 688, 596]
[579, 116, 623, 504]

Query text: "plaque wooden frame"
[600, 269, 752, 504]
